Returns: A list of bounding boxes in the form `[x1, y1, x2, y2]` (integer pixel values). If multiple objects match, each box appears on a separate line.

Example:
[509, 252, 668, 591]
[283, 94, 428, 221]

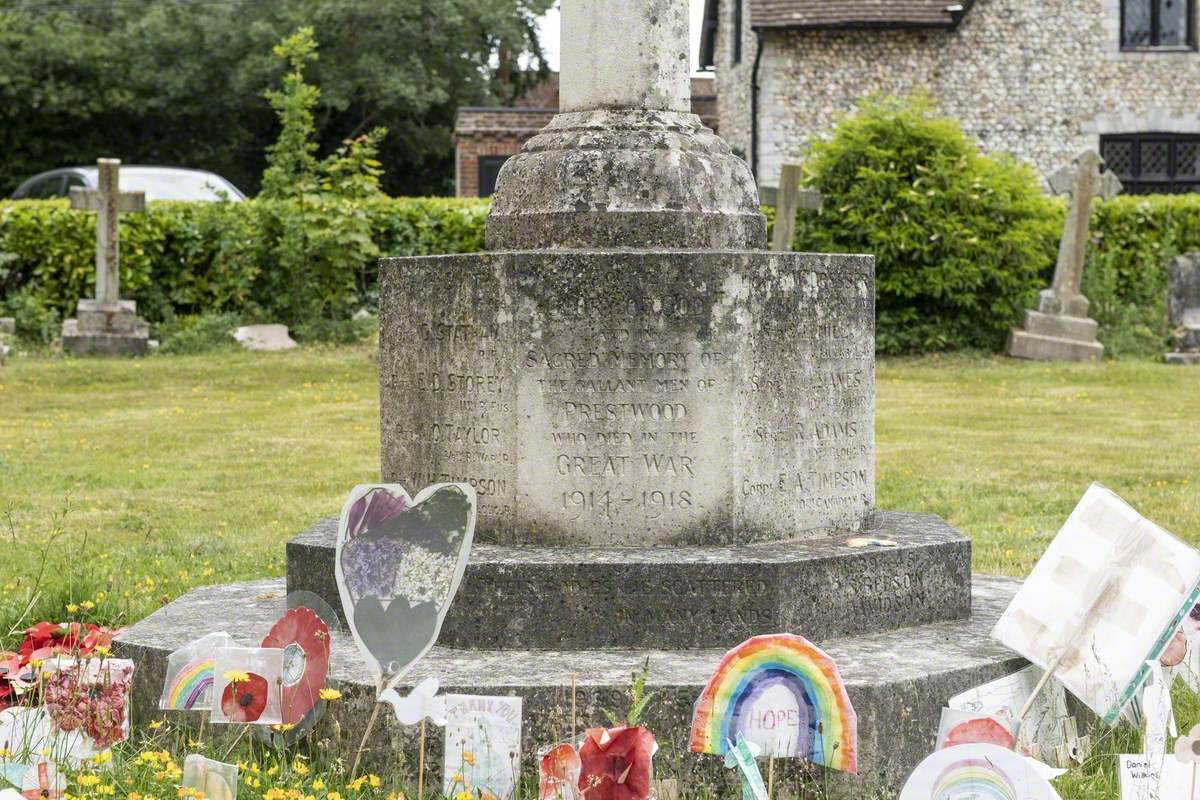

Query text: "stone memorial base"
[61, 299, 150, 356]
[1165, 351, 1200, 365]
[115, 573, 1023, 797]
[1007, 310, 1103, 363]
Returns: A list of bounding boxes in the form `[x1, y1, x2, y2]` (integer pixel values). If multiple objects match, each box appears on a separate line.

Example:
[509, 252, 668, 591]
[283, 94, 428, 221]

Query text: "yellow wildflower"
[223, 670, 250, 683]
[461, 752, 476, 766]
[347, 778, 366, 792]
[97, 784, 116, 795]
[91, 750, 113, 764]
[450, 773, 465, 785]
[93, 645, 111, 657]
[149, 720, 163, 730]
[455, 792, 473, 800]
[328, 793, 343, 800]
[130, 794, 143, 800]
[312, 780, 325, 792]
[81, 600, 96, 610]
[292, 761, 309, 776]
[318, 688, 341, 701]
[367, 776, 381, 789]
[265, 790, 287, 800]
[76, 775, 102, 787]
[272, 722, 296, 733]
[66, 603, 79, 614]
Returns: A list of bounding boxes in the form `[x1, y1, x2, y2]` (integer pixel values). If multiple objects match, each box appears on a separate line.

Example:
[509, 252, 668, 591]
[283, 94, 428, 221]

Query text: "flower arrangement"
[0, 622, 123, 711]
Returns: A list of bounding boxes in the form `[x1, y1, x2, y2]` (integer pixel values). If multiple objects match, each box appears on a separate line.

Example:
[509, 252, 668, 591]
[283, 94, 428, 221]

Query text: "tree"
[0, 0, 552, 196]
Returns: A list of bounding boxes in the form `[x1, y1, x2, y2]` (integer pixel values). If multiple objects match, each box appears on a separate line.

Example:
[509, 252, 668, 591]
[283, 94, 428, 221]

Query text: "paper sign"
[992, 483, 1200, 724]
[948, 665, 1071, 764]
[937, 708, 1016, 749]
[335, 483, 476, 695]
[899, 744, 1063, 800]
[209, 647, 284, 725]
[442, 694, 522, 800]
[161, 632, 235, 711]
[723, 735, 768, 800]
[1142, 662, 1176, 768]
[1119, 754, 1200, 800]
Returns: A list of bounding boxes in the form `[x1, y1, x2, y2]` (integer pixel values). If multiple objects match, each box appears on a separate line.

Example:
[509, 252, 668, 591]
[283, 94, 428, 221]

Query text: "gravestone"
[0, 317, 12, 364]
[60, 158, 151, 356]
[117, 2, 1027, 794]
[768, 163, 823, 253]
[232, 324, 297, 352]
[1165, 253, 1200, 365]
[1008, 151, 1120, 362]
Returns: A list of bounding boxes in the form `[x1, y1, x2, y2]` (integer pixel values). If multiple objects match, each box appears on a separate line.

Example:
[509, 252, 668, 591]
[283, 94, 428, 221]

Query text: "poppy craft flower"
[577, 726, 657, 800]
[261, 607, 330, 725]
[220, 672, 269, 723]
[1176, 724, 1200, 763]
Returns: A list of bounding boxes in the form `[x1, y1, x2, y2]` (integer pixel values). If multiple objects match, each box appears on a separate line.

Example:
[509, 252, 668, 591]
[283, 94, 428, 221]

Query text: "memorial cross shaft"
[69, 158, 146, 305]
[769, 163, 823, 253]
[1044, 151, 1122, 315]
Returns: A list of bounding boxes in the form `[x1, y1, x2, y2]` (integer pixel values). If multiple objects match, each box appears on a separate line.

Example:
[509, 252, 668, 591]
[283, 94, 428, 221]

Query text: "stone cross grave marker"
[1042, 150, 1122, 316]
[70, 158, 145, 305]
[1165, 253, 1200, 364]
[1007, 150, 1120, 362]
[769, 163, 823, 253]
[61, 158, 151, 355]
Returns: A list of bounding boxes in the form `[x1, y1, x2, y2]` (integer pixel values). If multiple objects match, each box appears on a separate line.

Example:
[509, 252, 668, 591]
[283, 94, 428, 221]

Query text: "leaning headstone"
[232, 324, 297, 352]
[0, 317, 13, 364]
[1008, 150, 1121, 362]
[60, 159, 150, 356]
[1165, 253, 1200, 365]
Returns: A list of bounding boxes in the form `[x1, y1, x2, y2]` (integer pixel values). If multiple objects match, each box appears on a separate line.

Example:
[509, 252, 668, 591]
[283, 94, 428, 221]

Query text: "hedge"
[2, 194, 1197, 355]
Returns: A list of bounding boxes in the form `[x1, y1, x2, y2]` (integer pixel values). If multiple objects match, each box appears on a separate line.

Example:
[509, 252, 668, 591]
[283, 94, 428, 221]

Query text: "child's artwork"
[1119, 752, 1200, 800]
[42, 658, 134, 752]
[688, 633, 857, 773]
[723, 735, 768, 800]
[578, 726, 656, 800]
[937, 708, 1015, 749]
[899, 744, 1063, 800]
[993, 483, 1200, 725]
[261, 607, 330, 727]
[18, 762, 63, 800]
[182, 755, 238, 800]
[382, 677, 447, 726]
[538, 743, 581, 800]
[442, 694, 522, 800]
[209, 647, 283, 725]
[160, 632, 235, 711]
[334, 483, 476, 695]
[947, 665, 1071, 765]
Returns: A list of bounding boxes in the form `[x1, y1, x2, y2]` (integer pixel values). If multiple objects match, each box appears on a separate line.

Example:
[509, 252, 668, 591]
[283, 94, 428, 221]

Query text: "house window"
[733, 0, 743, 64]
[1101, 133, 1200, 194]
[1121, 0, 1195, 49]
[477, 155, 510, 197]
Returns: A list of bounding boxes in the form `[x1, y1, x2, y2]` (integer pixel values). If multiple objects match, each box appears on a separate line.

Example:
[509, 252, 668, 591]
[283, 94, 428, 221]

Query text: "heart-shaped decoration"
[335, 483, 476, 694]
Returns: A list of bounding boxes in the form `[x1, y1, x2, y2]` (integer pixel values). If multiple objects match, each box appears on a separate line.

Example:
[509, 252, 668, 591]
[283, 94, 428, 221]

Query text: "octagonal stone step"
[286, 510, 971, 650]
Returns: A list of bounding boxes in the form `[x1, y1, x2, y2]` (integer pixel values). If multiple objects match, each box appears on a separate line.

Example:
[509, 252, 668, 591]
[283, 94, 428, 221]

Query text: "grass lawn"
[1, 347, 1198, 799]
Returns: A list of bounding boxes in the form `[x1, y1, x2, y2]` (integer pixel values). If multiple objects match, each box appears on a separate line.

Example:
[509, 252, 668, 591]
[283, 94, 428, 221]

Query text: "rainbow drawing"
[688, 633, 857, 773]
[164, 657, 216, 711]
[930, 759, 1018, 800]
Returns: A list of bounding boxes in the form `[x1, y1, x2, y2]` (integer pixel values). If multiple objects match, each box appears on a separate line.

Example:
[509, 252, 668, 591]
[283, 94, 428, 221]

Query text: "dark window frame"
[476, 154, 511, 198]
[1120, 0, 1197, 50]
[1101, 132, 1200, 195]
[733, 0, 743, 64]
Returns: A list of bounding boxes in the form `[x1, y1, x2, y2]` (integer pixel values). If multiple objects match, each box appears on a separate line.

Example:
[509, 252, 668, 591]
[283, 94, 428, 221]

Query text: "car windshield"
[85, 168, 243, 202]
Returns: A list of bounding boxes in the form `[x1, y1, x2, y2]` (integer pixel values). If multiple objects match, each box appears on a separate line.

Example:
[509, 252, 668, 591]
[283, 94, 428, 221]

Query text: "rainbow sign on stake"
[898, 744, 1062, 800]
[688, 633, 857, 773]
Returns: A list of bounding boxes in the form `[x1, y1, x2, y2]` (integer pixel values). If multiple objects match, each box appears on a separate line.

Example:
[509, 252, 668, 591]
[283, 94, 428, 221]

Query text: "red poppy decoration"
[577, 726, 656, 800]
[539, 743, 582, 800]
[942, 717, 1015, 749]
[261, 607, 330, 724]
[220, 673, 269, 723]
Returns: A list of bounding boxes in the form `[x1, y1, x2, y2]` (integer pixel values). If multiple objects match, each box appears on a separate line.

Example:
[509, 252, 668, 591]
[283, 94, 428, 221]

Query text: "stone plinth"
[380, 250, 875, 546]
[1007, 293, 1103, 363]
[1166, 253, 1200, 364]
[115, 575, 1026, 798]
[62, 299, 149, 356]
[287, 511, 971, 649]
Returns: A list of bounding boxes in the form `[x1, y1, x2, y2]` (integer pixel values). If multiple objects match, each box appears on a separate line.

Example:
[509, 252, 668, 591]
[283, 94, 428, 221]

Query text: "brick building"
[699, 0, 1200, 193]
[455, 73, 720, 197]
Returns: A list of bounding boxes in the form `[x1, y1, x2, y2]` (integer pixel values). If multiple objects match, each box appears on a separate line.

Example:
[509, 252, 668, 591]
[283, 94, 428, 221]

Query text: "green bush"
[789, 95, 1062, 353]
[0, 196, 488, 341]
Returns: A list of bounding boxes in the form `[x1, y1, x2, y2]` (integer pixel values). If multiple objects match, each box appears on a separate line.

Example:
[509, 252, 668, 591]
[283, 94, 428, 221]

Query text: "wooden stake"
[766, 754, 775, 800]
[1191, 762, 1196, 800]
[571, 673, 577, 742]
[351, 681, 385, 779]
[1017, 654, 1067, 724]
[418, 719, 428, 800]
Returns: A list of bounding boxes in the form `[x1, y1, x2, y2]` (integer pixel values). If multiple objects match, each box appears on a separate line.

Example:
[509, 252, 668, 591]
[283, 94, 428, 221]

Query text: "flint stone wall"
[714, 0, 1200, 187]
[379, 249, 875, 547]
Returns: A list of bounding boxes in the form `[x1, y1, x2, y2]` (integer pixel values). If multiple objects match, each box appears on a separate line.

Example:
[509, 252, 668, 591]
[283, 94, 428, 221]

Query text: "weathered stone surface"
[1021, 309, 1098, 341]
[0, 317, 14, 336]
[61, 319, 149, 356]
[115, 575, 1027, 798]
[1007, 329, 1104, 362]
[288, 510, 970, 649]
[75, 299, 139, 334]
[1167, 253, 1200, 360]
[379, 250, 875, 546]
[485, 110, 765, 251]
[232, 324, 298, 352]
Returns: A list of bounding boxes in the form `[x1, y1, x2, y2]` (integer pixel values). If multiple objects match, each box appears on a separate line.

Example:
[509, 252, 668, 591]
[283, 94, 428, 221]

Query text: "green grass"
[2, 347, 1200, 800]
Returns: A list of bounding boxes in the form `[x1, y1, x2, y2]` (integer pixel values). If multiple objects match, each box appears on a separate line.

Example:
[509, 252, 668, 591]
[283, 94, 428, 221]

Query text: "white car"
[11, 166, 246, 202]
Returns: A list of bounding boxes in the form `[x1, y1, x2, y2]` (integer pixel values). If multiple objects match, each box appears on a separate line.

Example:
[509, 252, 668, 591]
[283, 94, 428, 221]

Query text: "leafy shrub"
[2, 285, 60, 345]
[790, 95, 1062, 353]
[155, 312, 244, 355]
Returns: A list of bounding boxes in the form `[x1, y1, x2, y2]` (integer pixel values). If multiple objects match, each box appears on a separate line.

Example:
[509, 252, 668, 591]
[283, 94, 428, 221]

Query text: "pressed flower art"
[209, 647, 283, 726]
[334, 483, 476, 695]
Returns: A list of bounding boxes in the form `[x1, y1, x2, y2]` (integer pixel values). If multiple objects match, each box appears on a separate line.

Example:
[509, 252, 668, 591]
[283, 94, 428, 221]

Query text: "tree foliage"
[790, 95, 1062, 353]
[0, 0, 553, 197]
